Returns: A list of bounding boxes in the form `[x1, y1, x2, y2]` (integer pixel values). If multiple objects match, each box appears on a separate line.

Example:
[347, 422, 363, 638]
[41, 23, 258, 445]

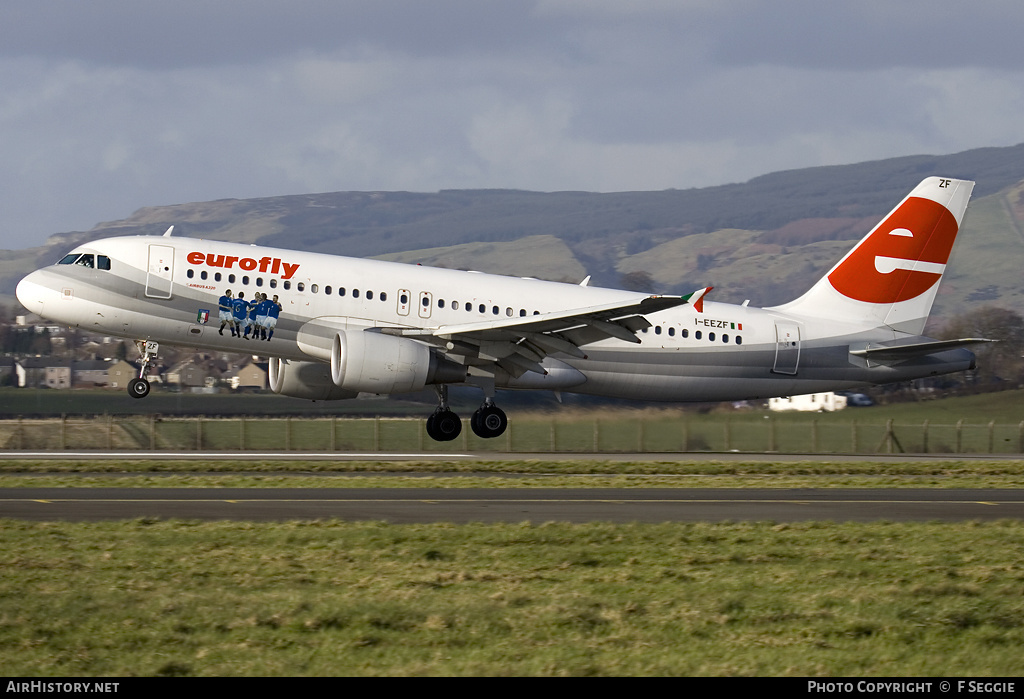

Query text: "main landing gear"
[424, 385, 508, 442]
[127, 340, 159, 400]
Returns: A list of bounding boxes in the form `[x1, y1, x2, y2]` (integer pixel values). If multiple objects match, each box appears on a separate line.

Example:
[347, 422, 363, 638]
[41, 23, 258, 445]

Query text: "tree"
[939, 306, 1024, 389]
[620, 270, 656, 293]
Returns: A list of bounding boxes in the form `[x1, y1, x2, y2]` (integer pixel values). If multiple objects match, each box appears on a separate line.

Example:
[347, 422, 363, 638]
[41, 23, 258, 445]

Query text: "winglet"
[683, 286, 713, 313]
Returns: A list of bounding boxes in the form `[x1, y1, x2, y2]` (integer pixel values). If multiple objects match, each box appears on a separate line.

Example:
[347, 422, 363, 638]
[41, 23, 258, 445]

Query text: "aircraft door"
[397, 289, 411, 316]
[772, 321, 801, 375]
[418, 291, 432, 319]
[146, 245, 174, 299]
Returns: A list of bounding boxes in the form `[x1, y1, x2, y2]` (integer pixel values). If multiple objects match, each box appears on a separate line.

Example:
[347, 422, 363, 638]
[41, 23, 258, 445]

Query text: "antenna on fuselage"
[162, 226, 174, 237]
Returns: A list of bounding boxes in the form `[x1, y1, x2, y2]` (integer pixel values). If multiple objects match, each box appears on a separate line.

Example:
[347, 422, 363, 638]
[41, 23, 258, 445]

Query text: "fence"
[1, 414, 1023, 454]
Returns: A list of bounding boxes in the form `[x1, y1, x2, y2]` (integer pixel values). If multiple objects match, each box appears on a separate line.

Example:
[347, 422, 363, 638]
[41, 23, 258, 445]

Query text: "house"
[166, 359, 210, 388]
[106, 359, 138, 389]
[235, 361, 268, 390]
[72, 359, 113, 387]
[768, 392, 847, 412]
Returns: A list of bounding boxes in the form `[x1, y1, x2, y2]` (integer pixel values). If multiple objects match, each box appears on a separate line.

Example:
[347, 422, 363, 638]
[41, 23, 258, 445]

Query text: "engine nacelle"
[268, 357, 359, 401]
[331, 329, 465, 394]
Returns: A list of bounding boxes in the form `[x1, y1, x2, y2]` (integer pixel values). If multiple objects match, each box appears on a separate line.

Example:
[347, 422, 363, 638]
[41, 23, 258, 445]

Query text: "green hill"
[4, 143, 1024, 318]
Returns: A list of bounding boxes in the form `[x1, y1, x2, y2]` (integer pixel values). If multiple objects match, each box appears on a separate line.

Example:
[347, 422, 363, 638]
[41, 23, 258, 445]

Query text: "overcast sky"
[3, 0, 1024, 249]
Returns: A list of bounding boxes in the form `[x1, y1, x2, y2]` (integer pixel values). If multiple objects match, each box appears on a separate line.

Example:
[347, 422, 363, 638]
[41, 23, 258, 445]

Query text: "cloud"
[2, 1, 1024, 249]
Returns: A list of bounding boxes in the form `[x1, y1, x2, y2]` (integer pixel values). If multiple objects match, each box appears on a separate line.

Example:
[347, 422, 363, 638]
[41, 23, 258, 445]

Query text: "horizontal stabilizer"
[850, 337, 993, 361]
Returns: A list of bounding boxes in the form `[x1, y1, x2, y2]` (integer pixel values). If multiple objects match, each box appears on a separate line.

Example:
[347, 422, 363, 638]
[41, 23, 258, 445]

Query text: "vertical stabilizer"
[768, 177, 974, 334]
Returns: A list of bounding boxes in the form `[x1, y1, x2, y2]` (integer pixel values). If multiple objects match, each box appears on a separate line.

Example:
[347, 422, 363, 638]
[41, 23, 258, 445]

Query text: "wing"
[382, 288, 711, 378]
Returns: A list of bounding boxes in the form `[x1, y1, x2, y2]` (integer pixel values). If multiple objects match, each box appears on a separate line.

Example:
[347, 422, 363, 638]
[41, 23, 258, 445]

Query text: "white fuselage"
[15, 234, 976, 403]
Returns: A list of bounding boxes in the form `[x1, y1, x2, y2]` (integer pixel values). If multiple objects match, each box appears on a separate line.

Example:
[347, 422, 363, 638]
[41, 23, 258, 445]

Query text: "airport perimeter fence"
[1, 414, 1024, 454]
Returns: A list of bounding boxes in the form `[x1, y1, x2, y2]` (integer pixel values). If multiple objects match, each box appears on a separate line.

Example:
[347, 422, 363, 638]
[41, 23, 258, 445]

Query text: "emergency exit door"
[146, 245, 174, 299]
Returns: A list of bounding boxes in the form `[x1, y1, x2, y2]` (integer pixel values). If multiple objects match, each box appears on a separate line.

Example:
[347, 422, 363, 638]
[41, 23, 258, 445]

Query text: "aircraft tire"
[471, 405, 507, 439]
[426, 409, 462, 442]
[128, 378, 150, 399]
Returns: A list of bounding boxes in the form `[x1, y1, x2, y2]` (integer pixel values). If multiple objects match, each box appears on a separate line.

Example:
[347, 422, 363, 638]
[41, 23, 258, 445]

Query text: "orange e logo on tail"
[827, 197, 959, 304]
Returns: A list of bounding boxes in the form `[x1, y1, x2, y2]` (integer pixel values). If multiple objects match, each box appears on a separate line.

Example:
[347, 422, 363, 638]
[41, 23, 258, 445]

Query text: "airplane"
[15, 176, 989, 442]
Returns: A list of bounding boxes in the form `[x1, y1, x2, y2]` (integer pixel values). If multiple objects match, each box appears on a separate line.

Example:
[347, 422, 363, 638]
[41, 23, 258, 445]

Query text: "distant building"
[235, 361, 268, 390]
[768, 392, 847, 412]
[106, 360, 138, 389]
[72, 359, 113, 387]
[166, 359, 210, 389]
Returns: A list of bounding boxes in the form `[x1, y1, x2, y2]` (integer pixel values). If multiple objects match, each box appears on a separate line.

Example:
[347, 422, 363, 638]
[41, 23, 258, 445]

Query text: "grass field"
[1, 518, 1023, 676]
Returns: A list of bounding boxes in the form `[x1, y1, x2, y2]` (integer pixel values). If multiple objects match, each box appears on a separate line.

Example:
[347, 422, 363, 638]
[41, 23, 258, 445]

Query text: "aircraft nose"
[16, 270, 52, 316]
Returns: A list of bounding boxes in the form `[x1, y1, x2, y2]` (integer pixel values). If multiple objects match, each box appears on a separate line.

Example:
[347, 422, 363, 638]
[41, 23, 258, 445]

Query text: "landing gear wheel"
[426, 409, 462, 442]
[471, 404, 507, 439]
[128, 377, 151, 399]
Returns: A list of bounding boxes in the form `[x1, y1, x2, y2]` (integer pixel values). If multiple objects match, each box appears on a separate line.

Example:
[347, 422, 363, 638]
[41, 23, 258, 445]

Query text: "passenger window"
[438, 299, 445, 309]
[297, 282, 305, 292]
[187, 269, 194, 278]
[229, 274, 236, 284]
[283, 280, 290, 290]
[668, 327, 675, 336]
[709, 332, 715, 342]
[452, 300, 459, 310]
[400, 293, 408, 304]
[201, 271, 208, 280]
[736, 336, 743, 345]
[311, 284, 318, 293]
[215, 273, 222, 282]
[695, 331, 702, 340]
[682, 329, 689, 338]
[367, 290, 373, 300]
[353, 289, 360, 298]
[339, 287, 346, 296]
[380, 291, 387, 302]
[478, 304, 485, 313]
[269, 278, 277, 288]
[256, 277, 263, 287]
[506, 307, 513, 317]
[243, 276, 250, 285]
[722, 334, 729, 343]
[492, 306, 499, 315]
[654, 326, 662, 335]
[325, 285, 332, 295]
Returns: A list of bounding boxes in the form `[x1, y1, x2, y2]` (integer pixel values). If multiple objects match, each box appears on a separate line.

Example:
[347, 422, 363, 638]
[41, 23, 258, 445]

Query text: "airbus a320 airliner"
[16, 177, 988, 441]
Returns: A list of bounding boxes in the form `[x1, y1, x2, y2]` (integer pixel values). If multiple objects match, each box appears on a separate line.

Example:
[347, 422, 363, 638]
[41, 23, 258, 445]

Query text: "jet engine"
[268, 357, 359, 401]
[331, 329, 465, 394]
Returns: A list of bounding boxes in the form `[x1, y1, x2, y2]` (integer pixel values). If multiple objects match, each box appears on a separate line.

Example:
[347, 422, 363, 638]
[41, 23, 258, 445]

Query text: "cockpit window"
[57, 252, 110, 270]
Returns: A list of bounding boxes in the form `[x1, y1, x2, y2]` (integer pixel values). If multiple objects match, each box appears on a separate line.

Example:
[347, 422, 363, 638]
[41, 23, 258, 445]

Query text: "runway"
[3, 487, 1023, 523]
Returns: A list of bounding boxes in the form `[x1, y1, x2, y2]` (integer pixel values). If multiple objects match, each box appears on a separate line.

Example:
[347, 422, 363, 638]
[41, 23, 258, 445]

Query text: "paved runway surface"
[3, 488, 1023, 523]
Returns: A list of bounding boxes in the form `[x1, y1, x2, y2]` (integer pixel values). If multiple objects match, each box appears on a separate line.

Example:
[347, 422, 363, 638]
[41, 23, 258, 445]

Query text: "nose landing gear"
[128, 340, 159, 400]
